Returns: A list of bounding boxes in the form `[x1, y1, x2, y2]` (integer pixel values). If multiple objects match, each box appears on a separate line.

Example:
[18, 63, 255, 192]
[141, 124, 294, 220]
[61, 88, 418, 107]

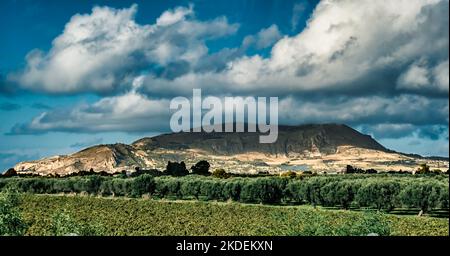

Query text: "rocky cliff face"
[12, 124, 448, 176]
[132, 124, 387, 156]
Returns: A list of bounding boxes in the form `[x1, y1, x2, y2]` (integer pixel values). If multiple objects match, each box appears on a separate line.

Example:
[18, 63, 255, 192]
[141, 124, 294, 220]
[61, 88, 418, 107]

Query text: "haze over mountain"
[12, 124, 448, 176]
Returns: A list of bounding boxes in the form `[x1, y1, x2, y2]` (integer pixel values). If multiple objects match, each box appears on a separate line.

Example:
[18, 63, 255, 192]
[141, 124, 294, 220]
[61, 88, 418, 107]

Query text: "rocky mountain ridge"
[12, 124, 449, 176]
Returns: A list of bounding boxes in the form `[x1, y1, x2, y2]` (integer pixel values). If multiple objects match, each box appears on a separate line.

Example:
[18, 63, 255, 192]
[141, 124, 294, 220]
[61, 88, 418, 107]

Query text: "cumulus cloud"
[156, 4, 193, 26]
[9, 92, 449, 138]
[359, 124, 448, 140]
[134, 0, 449, 99]
[360, 124, 417, 139]
[9, 1, 449, 98]
[243, 25, 282, 49]
[291, 2, 309, 31]
[10, 4, 239, 94]
[277, 95, 449, 126]
[9, 77, 171, 134]
[6, 1, 450, 144]
[397, 59, 449, 93]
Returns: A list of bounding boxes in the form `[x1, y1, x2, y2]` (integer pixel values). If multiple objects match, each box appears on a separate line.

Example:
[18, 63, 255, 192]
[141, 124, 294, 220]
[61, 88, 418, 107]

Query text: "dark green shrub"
[416, 163, 431, 174]
[191, 161, 210, 175]
[212, 169, 230, 179]
[2, 168, 18, 178]
[165, 161, 189, 177]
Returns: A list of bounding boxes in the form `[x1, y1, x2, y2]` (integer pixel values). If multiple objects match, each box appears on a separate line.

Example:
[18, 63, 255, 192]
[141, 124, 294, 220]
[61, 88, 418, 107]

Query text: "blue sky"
[0, 0, 448, 171]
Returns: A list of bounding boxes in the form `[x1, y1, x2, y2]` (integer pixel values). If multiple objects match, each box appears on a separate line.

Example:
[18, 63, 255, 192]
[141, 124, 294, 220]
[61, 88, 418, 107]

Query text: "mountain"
[12, 124, 449, 176]
[132, 124, 387, 155]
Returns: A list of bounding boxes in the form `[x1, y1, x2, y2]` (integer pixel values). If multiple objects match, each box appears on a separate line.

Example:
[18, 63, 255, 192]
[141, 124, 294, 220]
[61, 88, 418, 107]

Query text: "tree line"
[1, 173, 448, 214]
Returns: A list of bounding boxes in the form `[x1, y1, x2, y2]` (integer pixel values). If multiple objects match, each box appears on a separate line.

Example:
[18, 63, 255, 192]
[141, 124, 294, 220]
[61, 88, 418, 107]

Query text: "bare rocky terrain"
[12, 124, 449, 176]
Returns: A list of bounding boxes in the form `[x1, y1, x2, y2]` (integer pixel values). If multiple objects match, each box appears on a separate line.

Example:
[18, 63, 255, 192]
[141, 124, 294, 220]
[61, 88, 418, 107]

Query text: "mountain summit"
[13, 124, 448, 176]
[132, 124, 387, 156]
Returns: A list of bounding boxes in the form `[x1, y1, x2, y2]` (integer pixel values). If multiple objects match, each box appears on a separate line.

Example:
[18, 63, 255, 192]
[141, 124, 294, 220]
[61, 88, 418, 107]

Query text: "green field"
[19, 194, 449, 236]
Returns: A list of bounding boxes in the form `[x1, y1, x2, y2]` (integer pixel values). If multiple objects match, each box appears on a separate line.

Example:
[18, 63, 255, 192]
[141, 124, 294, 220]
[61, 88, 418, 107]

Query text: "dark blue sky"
[0, 0, 448, 171]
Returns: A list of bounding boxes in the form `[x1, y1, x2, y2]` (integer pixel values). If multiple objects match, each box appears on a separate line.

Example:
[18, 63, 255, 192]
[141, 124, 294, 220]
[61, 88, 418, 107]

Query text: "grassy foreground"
[19, 194, 448, 236]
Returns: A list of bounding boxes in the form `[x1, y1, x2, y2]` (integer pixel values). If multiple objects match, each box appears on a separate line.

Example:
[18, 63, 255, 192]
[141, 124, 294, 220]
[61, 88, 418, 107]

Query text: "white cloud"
[277, 95, 449, 126]
[11, 4, 239, 94]
[265, 0, 448, 92]
[8, 0, 449, 140]
[397, 62, 430, 90]
[14, 4, 147, 93]
[243, 25, 282, 49]
[11, 92, 448, 136]
[397, 59, 449, 93]
[291, 2, 308, 31]
[432, 60, 449, 92]
[11, 76, 171, 134]
[156, 4, 193, 26]
[10, 0, 449, 98]
[137, 0, 449, 98]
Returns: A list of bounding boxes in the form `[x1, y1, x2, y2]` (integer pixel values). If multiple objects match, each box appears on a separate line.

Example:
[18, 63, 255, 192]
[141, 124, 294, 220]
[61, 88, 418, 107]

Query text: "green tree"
[165, 161, 189, 177]
[85, 175, 104, 194]
[200, 180, 224, 200]
[399, 181, 444, 213]
[356, 180, 401, 211]
[180, 178, 202, 199]
[302, 177, 332, 207]
[321, 180, 361, 209]
[439, 185, 449, 209]
[110, 178, 129, 196]
[191, 161, 211, 175]
[240, 178, 287, 204]
[130, 174, 156, 198]
[222, 179, 242, 201]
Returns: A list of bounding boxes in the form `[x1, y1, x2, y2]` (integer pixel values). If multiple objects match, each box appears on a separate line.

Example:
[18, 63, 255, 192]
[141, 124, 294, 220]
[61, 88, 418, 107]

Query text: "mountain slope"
[12, 124, 448, 176]
[132, 124, 387, 155]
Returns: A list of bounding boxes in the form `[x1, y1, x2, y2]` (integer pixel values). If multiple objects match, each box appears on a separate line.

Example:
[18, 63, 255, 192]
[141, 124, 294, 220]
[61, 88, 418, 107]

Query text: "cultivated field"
[19, 194, 449, 236]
